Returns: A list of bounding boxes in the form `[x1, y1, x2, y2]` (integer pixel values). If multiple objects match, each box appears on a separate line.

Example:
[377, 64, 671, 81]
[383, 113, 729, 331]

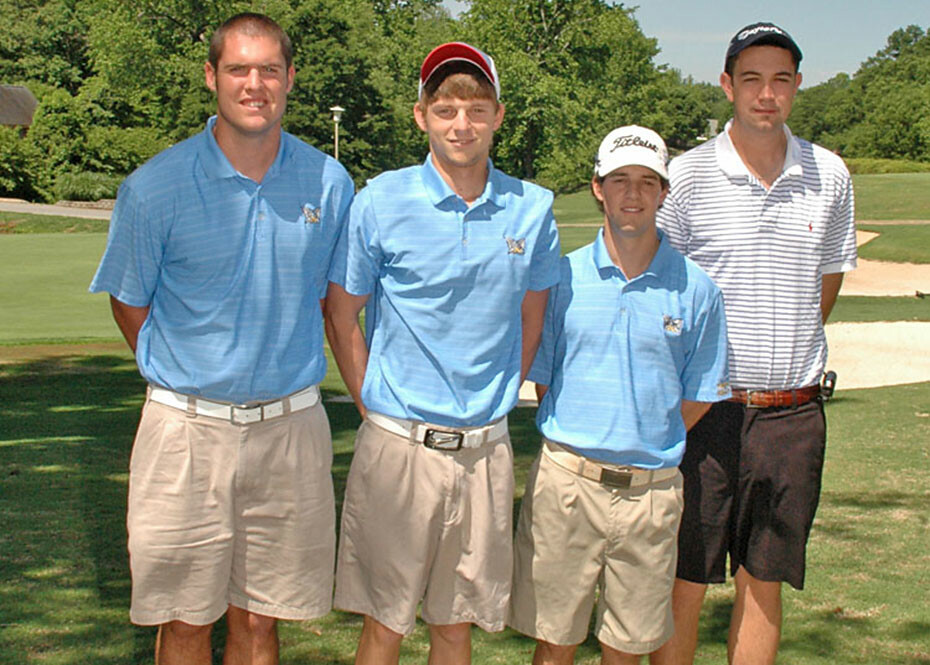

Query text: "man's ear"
[205, 62, 217, 92]
[286, 64, 296, 93]
[591, 175, 605, 203]
[492, 102, 505, 131]
[720, 71, 734, 103]
[413, 102, 428, 132]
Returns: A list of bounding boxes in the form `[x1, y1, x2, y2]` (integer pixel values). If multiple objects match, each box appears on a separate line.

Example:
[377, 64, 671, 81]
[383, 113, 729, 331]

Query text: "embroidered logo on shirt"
[663, 315, 683, 334]
[505, 237, 526, 255]
[717, 381, 731, 396]
[302, 204, 321, 224]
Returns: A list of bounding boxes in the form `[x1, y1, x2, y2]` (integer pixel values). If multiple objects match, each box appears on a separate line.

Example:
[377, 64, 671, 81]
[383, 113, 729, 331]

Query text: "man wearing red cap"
[325, 42, 560, 664]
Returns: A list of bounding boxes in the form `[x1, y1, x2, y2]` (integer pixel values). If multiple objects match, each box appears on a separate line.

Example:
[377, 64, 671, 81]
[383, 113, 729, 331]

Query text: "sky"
[443, 0, 930, 87]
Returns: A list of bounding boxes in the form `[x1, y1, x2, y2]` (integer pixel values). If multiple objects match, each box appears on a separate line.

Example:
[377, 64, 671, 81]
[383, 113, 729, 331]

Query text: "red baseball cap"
[418, 42, 500, 100]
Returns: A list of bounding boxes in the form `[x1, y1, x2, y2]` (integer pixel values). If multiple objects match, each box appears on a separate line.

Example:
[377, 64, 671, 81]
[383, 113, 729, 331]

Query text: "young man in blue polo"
[324, 42, 560, 665]
[90, 13, 354, 664]
[508, 126, 730, 664]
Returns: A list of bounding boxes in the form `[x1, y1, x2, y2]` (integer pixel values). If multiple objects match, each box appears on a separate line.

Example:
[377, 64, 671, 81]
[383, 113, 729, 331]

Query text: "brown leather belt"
[727, 384, 821, 409]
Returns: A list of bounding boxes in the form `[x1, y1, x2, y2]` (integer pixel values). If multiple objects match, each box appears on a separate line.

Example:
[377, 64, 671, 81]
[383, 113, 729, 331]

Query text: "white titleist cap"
[594, 125, 669, 180]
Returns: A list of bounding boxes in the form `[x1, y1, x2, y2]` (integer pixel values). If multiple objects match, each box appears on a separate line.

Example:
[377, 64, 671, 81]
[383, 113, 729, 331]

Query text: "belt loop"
[186, 396, 198, 419]
[282, 396, 292, 416]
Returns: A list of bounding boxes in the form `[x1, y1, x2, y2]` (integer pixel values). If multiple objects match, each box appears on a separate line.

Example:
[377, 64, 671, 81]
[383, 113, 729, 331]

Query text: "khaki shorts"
[127, 396, 335, 626]
[334, 418, 514, 635]
[509, 444, 683, 654]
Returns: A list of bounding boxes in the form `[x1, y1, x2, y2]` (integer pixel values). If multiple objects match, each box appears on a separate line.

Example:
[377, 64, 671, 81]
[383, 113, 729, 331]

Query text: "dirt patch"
[825, 322, 930, 390]
[841, 231, 930, 296]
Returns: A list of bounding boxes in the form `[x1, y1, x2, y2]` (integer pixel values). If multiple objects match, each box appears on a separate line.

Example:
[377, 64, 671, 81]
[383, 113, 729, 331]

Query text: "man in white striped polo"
[651, 22, 858, 665]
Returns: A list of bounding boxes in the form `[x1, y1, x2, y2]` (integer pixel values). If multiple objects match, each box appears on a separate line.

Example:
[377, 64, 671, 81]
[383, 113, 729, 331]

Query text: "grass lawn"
[831, 296, 930, 322]
[0, 234, 117, 344]
[1, 347, 928, 664]
[858, 224, 930, 264]
[853, 173, 930, 221]
[0, 211, 109, 234]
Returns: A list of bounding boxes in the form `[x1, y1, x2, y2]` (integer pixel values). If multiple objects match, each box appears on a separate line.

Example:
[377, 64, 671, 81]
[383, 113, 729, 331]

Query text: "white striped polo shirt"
[657, 122, 857, 390]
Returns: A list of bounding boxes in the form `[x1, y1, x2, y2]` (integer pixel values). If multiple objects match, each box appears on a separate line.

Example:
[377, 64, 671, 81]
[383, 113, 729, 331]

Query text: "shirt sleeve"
[327, 185, 382, 296]
[680, 287, 731, 402]
[528, 204, 561, 291]
[656, 160, 691, 256]
[88, 181, 165, 307]
[316, 166, 355, 297]
[821, 162, 858, 274]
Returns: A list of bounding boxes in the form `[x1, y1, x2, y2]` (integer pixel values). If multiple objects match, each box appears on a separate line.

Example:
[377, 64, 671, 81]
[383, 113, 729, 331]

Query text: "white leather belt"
[147, 385, 320, 425]
[543, 439, 679, 489]
[367, 412, 508, 451]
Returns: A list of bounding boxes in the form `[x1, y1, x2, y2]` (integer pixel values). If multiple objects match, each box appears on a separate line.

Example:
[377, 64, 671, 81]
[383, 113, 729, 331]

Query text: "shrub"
[53, 171, 123, 201]
[845, 157, 930, 174]
[0, 127, 46, 201]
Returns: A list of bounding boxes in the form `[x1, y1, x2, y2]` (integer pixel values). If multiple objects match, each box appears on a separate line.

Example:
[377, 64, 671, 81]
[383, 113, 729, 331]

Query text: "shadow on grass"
[0, 353, 155, 664]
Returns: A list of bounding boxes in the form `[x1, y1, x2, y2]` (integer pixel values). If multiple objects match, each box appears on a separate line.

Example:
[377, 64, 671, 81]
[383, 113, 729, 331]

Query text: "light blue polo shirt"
[529, 229, 730, 469]
[90, 116, 354, 404]
[328, 156, 560, 427]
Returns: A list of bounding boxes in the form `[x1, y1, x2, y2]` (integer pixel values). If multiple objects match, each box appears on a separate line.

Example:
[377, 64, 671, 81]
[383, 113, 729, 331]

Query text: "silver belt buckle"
[599, 468, 632, 489]
[231, 402, 262, 425]
[423, 429, 464, 451]
[744, 390, 764, 408]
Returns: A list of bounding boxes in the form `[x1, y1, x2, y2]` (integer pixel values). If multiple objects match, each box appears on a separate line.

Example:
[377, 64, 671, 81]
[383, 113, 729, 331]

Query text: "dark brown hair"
[420, 61, 497, 107]
[208, 13, 293, 70]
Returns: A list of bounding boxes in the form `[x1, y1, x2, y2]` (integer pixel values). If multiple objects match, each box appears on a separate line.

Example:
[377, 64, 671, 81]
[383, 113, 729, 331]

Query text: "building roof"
[0, 85, 38, 127]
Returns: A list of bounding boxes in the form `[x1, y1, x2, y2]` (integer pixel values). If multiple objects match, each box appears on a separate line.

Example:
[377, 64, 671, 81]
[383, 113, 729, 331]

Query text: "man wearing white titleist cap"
[325, 41, 560, 664]
[508, 126, 730, 664]
[651, 21, 857, 665]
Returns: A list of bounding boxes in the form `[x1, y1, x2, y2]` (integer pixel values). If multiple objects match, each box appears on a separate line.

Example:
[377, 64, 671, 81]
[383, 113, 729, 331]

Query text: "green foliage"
[844, 157, 930, 174]
[0, 0, 90, 94]
[53, 172, 122, 202]
[794, 25, 930, 163]
[460, 0, 661, 190]
[83, 127, 171, 175]
[0, 127, 45, 200]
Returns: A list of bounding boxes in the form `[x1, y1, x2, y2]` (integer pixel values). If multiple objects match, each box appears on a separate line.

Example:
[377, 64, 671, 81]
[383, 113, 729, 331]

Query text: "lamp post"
[330, 105, 345, 160]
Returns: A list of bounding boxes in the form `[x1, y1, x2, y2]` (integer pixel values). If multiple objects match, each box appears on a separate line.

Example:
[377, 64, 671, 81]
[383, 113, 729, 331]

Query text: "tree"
[459, 0, 708, 191]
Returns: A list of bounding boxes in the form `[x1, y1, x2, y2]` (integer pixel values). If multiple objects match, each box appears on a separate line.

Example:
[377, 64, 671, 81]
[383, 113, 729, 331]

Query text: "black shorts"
[676, 398, 826, 590]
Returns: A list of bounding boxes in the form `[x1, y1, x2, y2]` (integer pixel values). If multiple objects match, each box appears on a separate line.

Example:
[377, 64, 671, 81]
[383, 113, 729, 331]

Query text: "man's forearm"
[110, 296, 149, 353]
[821, 272, 845, 323]
[520, 289, 549, 381]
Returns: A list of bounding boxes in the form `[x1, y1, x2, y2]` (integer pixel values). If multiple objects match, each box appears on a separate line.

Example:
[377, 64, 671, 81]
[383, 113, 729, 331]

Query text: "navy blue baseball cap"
[726, 22, 802, 67]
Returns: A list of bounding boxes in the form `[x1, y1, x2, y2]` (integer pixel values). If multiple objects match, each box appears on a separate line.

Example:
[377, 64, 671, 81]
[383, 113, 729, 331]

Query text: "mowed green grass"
[853, 172, 930, 221]
[1, 349, 927, 664]
[858, 224, 930, 264]
[0, 234, 118, 343]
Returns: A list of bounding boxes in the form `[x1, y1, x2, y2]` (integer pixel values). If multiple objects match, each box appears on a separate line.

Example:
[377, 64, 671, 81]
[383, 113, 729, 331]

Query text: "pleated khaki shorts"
[510, 447, 683, 654]
[127, 397, 335, 626]
[334, 418, 514, 635]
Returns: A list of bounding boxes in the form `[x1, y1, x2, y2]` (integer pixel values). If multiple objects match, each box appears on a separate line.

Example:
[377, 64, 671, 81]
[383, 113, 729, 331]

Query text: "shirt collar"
[715, 119, 803, 180]
[199, 115, 289, 182]
[591, 227, 673, 282]
[418, 155, 504, 210]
